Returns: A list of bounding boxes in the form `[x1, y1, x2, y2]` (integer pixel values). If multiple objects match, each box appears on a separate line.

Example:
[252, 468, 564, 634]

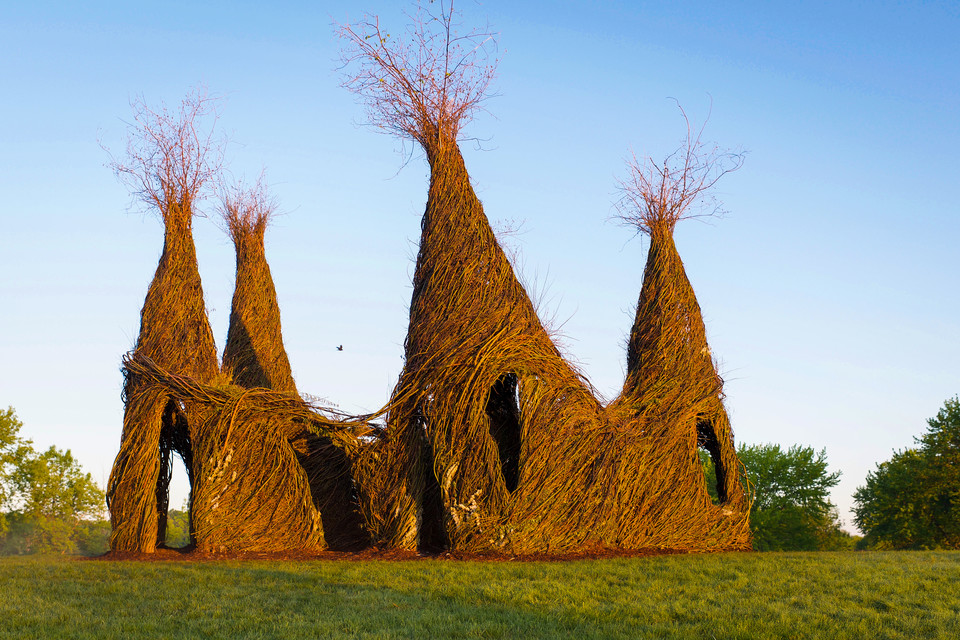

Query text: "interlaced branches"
[615, 101, 744, 235]
[336, 0, 498, 155]
[107, 87, 225, 217]
[220, 174, 276, 243]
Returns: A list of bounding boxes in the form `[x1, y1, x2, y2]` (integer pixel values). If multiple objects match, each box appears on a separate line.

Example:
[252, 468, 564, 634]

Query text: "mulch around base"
[88, 546, 695, 563]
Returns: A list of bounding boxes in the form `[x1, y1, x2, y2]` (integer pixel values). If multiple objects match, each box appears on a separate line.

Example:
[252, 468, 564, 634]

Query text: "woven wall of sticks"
[106, 136, 750, 556]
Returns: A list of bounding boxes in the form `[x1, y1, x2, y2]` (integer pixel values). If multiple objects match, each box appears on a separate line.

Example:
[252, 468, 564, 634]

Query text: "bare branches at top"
[220, 175, 277, 243]
[107, 87, 225, 217]
[616, 101, 744, 236]
[336, 0, 499, 154]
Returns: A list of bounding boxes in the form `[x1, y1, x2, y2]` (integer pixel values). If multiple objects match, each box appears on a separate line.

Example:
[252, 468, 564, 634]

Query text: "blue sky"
[2, 0, 958, 531]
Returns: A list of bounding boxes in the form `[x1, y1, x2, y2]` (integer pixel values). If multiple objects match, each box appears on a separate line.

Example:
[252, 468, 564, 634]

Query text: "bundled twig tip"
[615, 102, 744, 236]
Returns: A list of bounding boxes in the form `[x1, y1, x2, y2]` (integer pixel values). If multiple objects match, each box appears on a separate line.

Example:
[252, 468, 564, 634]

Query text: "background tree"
[164, 507, 190, 548]
[740, 444, 849, 551]
[702, 442, 849, 550]
[1, 407, 107, 554]
[11, 447, 105, 522]
[1, 407, 32, 537]
[854, 397, 960, 549]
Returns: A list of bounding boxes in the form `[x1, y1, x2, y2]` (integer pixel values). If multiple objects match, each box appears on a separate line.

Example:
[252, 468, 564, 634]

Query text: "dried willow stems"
[333, 0, 750, 554]
[336, 0, 498, 150]
[106, 1, 751, 556]
[106, 90, 221, 553]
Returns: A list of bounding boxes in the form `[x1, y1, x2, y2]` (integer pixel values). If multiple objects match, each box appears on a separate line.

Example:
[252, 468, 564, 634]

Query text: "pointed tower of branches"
[105, 90, 221, 552]
[220, 182, 297, 394]
[209, 182, 368, 551]
[339, 1, 602, 552]
[610, 108, 751, 546]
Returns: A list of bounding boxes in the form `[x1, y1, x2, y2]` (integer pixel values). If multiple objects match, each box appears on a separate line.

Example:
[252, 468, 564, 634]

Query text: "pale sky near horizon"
[2, 0, 958, 533]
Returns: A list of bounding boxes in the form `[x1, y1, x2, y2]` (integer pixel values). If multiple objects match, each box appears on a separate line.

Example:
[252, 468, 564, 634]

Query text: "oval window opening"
[485, 373, 522, 493]
[697, 418, 727, 505]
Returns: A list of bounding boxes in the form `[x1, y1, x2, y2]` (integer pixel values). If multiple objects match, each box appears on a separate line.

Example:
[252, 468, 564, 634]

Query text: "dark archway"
[417, 423, 448, 553]
[295, 432, 371, 551]
[485, 373, 522, 493]
[156, 399, 193, 548]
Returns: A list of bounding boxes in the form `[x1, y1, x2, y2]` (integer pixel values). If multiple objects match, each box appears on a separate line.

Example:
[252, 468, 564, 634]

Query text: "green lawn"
[1, 552, 957, 639]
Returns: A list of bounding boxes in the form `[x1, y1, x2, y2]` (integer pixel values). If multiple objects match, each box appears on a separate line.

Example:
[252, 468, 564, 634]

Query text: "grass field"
[2, 551, 958, 639]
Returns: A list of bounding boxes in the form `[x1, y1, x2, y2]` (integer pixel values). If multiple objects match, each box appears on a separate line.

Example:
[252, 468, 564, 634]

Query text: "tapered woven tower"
[106, 92, 221, 553]
[106, 197, 219, 552]
[197, 185, 368, 551]
[106, 95, 376, 554]
[171, 185, 324, 553]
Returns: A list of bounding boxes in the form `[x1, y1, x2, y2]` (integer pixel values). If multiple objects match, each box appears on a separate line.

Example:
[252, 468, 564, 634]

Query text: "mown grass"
[1, 551, 957, 639]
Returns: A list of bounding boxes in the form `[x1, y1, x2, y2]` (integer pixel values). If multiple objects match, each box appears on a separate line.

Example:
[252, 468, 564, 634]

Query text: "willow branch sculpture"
[338, 2, 752, 554]
[106, 2, 753, 557]
[105, 89, 222, 552]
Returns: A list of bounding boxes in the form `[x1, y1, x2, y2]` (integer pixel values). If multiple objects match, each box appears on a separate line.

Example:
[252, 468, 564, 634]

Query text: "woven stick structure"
[366, 141, 601, 551]
[107, 199, 220, 552]
[618, 225, 746, 510]
[359, 136, 750, 554]
[215, 183, 369, 550]
[106, 5, 752, 555]
[339, 2, 751, 554]
[104, 90, 227, 553]
[221, 185, 296, 394]
[122, 353, 376, 552]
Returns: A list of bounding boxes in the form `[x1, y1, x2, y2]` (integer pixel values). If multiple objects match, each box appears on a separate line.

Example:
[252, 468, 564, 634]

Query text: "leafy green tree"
[11, 446, 105, 522]
[74, 519, 111, 556]
[3, 446, 106, 554]
[164, 508, 190, 548]
[854, 397, 960, 549]
[1, 407, 34, 537]
[1, 407, 107, 554]
[735, 443, 845, 551]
